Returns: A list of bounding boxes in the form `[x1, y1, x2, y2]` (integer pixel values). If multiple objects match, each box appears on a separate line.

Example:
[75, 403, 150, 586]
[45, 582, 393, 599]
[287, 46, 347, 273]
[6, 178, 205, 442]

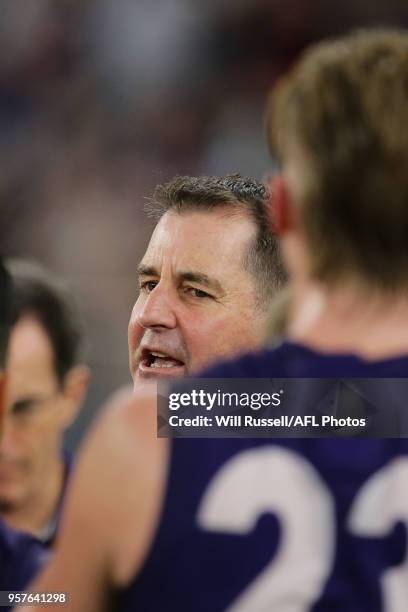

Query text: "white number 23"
[197, 447, 408, 612]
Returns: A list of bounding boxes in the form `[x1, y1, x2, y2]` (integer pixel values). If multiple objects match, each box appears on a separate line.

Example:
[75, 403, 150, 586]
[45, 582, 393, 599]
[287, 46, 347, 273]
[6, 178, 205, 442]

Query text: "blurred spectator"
[0, 259, 89, 545]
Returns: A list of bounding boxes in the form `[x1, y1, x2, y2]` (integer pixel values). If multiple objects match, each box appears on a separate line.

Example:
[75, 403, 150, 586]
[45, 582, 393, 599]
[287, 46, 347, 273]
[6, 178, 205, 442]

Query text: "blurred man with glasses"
[0, 258, 45, 599]
[0, 259, 89, 545]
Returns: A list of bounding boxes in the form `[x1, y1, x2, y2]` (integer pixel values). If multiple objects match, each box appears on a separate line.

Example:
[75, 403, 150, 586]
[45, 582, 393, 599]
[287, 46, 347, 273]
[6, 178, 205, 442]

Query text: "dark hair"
[0, 258, 12, 368]
[7, 259, 83, 384]
[146, 174, 286, 305]
[266, 29, 408, 289]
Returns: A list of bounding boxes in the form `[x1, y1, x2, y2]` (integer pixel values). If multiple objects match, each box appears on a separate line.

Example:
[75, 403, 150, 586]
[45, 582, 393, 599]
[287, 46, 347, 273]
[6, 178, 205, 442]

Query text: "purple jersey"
[0, 519, 46, 602]
[120, 342, 408, 612]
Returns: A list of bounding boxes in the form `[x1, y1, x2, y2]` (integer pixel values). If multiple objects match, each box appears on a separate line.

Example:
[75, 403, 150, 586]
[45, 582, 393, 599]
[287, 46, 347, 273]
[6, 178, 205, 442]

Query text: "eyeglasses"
[7, 392, 60, 428]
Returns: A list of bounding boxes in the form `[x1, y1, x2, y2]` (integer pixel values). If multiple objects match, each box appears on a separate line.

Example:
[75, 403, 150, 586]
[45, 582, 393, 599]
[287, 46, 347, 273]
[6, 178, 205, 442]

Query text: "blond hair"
[267, 29, 408, 289]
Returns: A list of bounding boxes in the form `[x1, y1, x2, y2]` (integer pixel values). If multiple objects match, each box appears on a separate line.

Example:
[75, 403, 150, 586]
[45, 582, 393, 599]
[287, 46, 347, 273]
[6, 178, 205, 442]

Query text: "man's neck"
[2, 458, 64, 540]
[287, 280, 408, 360]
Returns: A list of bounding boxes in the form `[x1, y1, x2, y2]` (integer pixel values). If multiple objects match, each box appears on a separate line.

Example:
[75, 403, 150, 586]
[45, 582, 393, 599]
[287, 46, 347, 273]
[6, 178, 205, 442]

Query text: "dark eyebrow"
[11, 395, 48, 410]
[179, 271, 223, 294]
[137, 265, 224, 294]
[137, 264, 159, 277]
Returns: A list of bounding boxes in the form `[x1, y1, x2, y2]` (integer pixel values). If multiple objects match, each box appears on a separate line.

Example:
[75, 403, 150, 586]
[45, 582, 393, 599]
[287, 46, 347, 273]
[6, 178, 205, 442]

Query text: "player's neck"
[2, 457, 64, 539]
[288, 279, 408, 360]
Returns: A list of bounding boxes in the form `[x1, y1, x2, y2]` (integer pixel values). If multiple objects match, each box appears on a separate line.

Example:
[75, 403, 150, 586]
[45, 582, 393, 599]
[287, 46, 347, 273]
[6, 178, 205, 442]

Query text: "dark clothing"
[120, 342, 408, 611]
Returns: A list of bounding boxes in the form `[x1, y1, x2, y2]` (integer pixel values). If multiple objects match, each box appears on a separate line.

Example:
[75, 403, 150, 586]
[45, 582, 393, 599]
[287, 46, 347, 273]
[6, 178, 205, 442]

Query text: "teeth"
[151, 361, 175, 368]
[150, 351, 169, 358]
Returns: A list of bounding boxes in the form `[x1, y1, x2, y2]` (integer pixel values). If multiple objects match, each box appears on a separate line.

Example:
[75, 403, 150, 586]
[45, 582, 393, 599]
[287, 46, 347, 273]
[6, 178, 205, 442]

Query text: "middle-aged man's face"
[0, 316, 78, 508]
[128, 208, 268, 383]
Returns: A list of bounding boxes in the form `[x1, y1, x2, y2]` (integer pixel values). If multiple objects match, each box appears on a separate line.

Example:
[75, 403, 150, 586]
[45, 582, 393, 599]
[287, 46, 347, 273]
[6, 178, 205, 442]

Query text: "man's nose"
[137, 286, 178, 330]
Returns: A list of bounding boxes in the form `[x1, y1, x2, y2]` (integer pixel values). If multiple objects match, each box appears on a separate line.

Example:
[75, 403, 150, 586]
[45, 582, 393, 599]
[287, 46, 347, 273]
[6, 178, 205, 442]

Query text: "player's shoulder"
[198, 340, 408, 378]
[56, 384, 169, 587]
[97, 383, 160, 443]
[78, 384, 169, 586]
[199, 340, 297, 378]
[80, 383, 164, 475]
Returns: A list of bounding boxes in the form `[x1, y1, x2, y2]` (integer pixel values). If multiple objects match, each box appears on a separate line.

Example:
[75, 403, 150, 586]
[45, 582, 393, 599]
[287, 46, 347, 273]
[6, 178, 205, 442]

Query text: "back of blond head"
[267, 29, 408, 290]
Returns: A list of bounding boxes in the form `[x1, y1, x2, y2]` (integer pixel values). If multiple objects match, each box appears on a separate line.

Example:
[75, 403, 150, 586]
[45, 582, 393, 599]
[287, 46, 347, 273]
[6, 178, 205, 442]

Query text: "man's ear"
[267, 174, 294, 235]
[60, 364, 91, 428]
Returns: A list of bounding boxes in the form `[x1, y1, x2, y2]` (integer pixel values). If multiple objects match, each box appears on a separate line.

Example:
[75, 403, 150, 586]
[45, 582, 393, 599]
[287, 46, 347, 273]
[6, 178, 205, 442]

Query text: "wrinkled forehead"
[141, 209, 256, 276]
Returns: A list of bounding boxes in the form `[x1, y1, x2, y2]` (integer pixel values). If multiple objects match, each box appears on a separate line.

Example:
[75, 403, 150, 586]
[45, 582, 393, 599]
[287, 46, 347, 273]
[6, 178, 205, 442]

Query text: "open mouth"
[140, 349, 185, 373]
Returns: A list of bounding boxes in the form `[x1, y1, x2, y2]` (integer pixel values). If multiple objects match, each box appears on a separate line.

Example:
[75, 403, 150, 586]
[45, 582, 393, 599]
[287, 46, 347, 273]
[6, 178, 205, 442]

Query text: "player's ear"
[60, 364, 91, 427]
[267, 174, 293, 236]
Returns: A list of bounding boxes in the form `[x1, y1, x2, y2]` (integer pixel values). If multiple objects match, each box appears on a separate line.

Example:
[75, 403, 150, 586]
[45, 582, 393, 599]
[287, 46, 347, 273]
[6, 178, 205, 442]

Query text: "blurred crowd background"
[1, 0, 408, 449]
